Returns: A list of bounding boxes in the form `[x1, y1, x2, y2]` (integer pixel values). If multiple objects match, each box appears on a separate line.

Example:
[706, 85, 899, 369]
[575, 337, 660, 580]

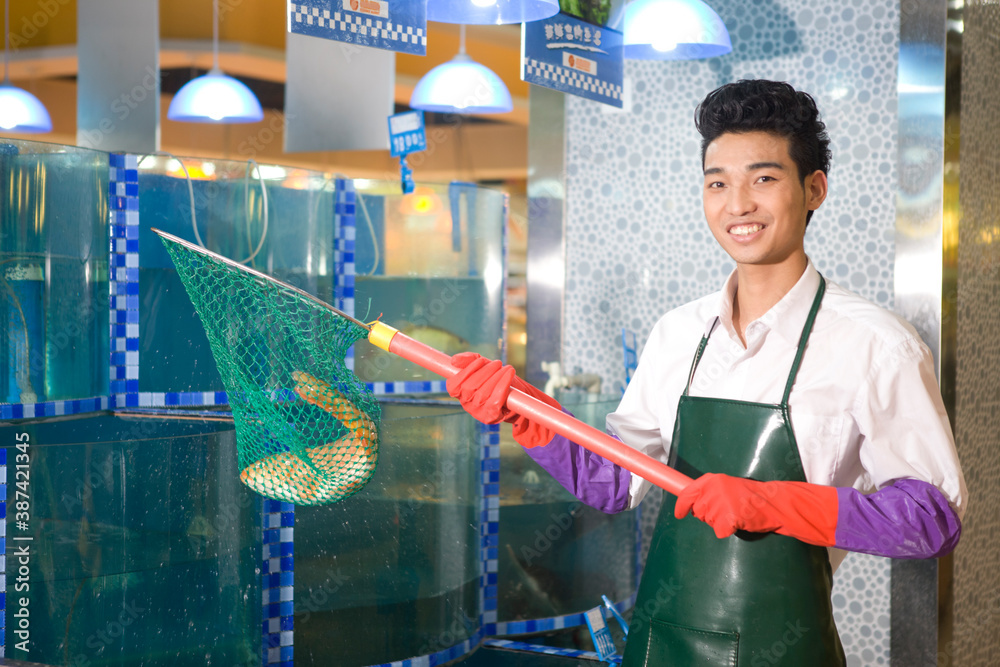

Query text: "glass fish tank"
[136, 157, 337, 395]
[1, 402, 481, 667]
[350, 181, 508, 386]
[0, 140, 109, 405]
[0, 414, 261, 666]
[498, 393, 638, 623]
[292, 399, 481, 666]
[134, 165, 508, 399]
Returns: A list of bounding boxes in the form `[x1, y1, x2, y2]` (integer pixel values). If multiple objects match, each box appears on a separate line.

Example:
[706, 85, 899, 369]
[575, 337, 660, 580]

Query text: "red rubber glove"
[447, 352, 562, 448]
[446, 353, 515, 424]
[508, 373, 562, 449]
[674, 472, 838, 545]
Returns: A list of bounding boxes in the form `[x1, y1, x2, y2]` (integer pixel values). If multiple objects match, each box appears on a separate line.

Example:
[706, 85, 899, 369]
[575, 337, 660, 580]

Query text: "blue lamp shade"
[623, 0, 731, 60]
[0, 83, 53, 133]
[167, 69, 264, 123]
[409, 54, 512, 114]
[427, 0, 558, 25]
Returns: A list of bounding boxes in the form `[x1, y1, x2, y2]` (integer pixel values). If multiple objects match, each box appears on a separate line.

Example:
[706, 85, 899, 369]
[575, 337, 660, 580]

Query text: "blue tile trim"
[334, 178, 357, 391]
[635, 502, 644, 582]
[135, 391, 229, 408]
[493, 613, 586, 636]
[109, 153, 140, 410]
[479, 422, 500, 634]
[336, 180, 444, 398]
[490, 593, 637, 638]
[482, 639, 602, 661]
[365, 380, 447, 395]
[125, 407, 233, 419]
[1, 456, 5, 658]
[364, 627, 483, 667]
[263, 500, 294, 665]
[500, 193, 509, 366]
[334, 179, 356, 315]
[0, 396, 110, 421]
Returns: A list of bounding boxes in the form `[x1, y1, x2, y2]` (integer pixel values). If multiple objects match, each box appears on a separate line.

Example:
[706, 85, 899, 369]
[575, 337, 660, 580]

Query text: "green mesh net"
[158, 231, 381, 505]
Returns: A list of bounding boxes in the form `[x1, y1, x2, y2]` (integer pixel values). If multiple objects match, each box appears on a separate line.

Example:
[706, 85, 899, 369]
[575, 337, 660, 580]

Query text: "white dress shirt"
[606, 260, 967, 572]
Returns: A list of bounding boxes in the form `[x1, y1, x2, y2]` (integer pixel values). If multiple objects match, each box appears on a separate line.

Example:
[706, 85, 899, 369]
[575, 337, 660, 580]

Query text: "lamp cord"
[458, 24, 466, 56]
[4, 0, 10, 83]
[212, 0, 220, 72]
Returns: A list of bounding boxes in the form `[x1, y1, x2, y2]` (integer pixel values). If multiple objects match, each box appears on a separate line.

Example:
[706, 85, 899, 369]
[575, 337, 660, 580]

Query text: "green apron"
[621, 276, 845, 667]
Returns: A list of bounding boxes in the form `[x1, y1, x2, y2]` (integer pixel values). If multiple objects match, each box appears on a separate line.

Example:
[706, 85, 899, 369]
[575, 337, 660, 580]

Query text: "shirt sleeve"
[605, 317, 673, 509]
[852, 336, 967, 520]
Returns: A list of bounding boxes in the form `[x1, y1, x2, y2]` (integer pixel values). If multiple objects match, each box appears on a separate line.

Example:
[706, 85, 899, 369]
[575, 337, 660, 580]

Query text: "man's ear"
[805, 170, 828, 211]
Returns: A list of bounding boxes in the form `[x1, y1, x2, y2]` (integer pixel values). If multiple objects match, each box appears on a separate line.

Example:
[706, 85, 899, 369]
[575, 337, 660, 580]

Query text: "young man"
[447, 79, 966, 665]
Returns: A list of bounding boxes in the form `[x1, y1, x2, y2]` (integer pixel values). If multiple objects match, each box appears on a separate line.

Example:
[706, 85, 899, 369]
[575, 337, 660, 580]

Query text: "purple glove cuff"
[524, 432, 632, 514]
[835, 478, 962, 559]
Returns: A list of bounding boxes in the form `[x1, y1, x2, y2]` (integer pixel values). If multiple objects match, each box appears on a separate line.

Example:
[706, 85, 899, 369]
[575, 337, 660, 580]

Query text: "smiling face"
[703, 131, 827, 274]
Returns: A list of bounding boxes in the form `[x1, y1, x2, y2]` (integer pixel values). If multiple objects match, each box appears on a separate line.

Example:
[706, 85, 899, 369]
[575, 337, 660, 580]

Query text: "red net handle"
[369, 322, 692, 498]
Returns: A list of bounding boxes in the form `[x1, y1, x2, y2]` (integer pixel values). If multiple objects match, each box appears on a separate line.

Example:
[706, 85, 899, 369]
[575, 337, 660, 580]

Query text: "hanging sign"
[388, 110, 426, 193]
[287, 0, 427, 56]
[521, 12, 623, 109]
[387, 110, 426, 157]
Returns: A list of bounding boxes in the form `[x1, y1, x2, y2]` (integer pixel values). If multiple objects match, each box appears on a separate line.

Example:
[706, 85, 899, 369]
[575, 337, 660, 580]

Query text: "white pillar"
[77, 0, 160, 153]
[284, 33, 393, 153]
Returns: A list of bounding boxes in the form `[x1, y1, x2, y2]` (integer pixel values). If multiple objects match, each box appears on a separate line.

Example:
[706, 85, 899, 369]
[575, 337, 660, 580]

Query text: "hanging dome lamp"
[167, 0, 264, 123]
[410, 25, 513, 114]
[0, 0, 52, 133]
[623, 0, 731, 60]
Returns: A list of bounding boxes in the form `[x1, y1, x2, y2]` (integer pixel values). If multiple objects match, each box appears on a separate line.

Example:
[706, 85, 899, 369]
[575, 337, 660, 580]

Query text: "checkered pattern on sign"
[288, 3, 426, 47]
[523, 57, 623, 101]
[108, 153, 140, 409]
[262, 499, 294, 667]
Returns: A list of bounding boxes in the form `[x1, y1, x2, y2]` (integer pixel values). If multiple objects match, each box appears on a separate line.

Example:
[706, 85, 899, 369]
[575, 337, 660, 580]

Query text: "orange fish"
[239, 370, 379, 505]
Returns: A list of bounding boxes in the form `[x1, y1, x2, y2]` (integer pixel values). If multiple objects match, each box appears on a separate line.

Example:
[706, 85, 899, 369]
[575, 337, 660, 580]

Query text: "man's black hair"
[695, 80, 832, 224]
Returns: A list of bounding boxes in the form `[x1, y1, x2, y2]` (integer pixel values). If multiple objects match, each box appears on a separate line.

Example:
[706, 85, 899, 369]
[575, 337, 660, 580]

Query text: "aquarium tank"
[0, 138, 638, 666]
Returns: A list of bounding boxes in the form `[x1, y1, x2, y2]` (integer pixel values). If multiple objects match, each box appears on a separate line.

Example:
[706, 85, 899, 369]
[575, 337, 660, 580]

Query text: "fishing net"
[158, 231, 381, 505]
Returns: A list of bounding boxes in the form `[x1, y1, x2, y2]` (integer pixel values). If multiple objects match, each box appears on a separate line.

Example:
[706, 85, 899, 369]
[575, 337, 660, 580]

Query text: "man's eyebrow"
[703, 162, 787, 176]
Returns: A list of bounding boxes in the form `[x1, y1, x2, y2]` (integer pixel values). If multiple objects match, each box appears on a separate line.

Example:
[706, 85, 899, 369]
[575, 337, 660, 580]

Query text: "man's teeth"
[731, 224, 763, 236]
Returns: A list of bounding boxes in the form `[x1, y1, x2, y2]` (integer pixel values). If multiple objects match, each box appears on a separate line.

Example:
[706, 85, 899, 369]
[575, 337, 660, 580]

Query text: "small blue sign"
[521, 12, 623, 109]
[583, 606, 621, 664]
[387, 110, 426, 157]
[288, 0, 427, 56]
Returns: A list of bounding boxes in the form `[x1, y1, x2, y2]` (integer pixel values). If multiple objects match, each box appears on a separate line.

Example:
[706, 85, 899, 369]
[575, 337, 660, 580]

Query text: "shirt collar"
[709, 260, 822, 346]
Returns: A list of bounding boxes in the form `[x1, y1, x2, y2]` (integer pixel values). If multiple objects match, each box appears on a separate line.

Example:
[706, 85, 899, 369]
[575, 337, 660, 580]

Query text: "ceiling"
[1, 0, 530, 180]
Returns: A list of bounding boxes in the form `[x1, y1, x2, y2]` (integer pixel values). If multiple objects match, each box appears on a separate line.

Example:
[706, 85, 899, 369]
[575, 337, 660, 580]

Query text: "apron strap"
[781, 275, 826, 405]
[683, 318, 719, 396]
[683, 275, 827, 403]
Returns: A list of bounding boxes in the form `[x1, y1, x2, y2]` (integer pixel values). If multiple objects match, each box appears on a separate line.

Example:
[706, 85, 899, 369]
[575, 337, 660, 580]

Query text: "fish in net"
[157, 229, 380, 505]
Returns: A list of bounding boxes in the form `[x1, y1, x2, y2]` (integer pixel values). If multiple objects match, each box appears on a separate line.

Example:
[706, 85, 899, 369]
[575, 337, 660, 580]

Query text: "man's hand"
[446, 352, 515, 425]
[447, 352, 562, 448]
[674, 473, 963, 559]
[674, 473, 837, 543]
